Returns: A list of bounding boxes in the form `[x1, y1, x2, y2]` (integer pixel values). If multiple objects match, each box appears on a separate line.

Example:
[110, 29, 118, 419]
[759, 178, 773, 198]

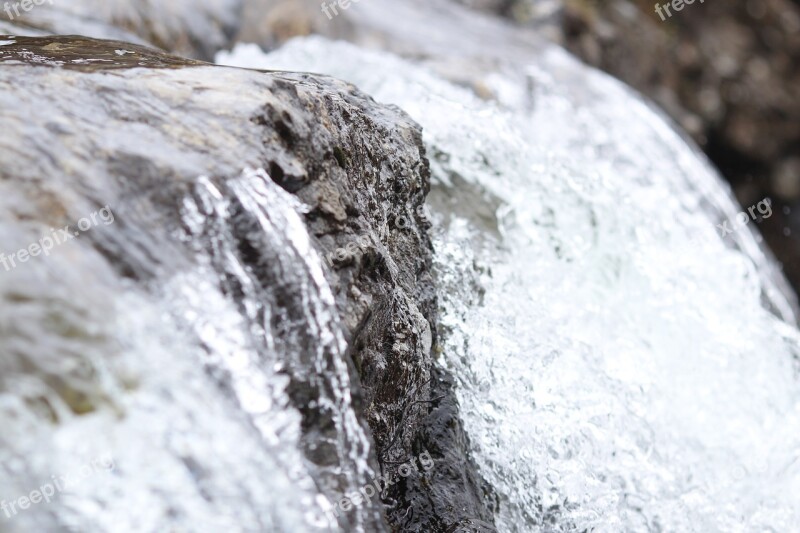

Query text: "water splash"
[219, 37, 800, 531]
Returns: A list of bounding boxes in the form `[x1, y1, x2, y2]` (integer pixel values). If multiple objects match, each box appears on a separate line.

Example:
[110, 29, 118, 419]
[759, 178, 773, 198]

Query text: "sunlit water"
[219, 38, 800, 531]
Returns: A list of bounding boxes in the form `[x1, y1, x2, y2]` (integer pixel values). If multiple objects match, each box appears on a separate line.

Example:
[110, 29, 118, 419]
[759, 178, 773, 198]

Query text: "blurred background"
[3, 0, 798, 292]
[484, 0, 800, 293]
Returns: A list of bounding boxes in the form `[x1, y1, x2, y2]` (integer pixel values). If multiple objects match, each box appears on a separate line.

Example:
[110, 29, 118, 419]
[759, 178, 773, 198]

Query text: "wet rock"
[0, 34, 203, 69]
[227, 31, 800, 531]
[0, 34, 451, 531]
[219, 0, 800, 525]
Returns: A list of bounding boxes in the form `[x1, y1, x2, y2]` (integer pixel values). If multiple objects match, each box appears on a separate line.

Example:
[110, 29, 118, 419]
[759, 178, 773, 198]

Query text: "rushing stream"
[1, 4, 798, 530]
[219, 37, 800, 532]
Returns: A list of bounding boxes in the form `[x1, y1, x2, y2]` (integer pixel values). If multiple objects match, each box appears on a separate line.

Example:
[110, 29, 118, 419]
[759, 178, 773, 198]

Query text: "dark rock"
[0, 33, 493, 531]
[0, 34, 204, 69]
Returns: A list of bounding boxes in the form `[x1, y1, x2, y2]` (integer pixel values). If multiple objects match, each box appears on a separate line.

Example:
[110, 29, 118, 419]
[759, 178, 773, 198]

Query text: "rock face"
[3, 2, 798, 532]
[222, 33, 800, 532]
[0, 34, 490, 531]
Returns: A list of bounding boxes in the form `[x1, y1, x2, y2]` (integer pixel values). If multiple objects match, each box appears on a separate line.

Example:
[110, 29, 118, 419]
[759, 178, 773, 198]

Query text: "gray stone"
[0, 33, 456, 531]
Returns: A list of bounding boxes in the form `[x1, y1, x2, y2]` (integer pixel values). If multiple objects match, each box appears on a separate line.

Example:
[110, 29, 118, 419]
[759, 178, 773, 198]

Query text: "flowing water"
[0, 168, 376, 532]
[219, 37, 800, 532]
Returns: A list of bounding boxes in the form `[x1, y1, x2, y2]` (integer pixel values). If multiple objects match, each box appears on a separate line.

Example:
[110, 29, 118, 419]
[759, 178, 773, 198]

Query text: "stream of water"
[219, 36, 800, 532]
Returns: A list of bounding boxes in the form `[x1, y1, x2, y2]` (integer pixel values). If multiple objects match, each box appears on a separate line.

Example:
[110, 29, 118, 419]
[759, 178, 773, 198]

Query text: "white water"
[0, 169, 371, 532]
[219, 38, 800, 531]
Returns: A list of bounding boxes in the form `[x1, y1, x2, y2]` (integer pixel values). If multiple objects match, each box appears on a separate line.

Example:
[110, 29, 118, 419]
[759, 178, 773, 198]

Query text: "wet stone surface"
[0, 34, 491, 532]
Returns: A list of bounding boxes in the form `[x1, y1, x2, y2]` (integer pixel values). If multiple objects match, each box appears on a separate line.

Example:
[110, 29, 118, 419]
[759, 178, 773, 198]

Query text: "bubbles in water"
[219, 37, 800, 532]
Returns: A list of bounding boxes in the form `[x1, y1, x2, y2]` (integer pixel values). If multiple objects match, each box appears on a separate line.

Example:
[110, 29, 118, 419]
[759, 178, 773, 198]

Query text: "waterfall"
[219, 37, 800, 532]
[0, 164, 379, 531]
